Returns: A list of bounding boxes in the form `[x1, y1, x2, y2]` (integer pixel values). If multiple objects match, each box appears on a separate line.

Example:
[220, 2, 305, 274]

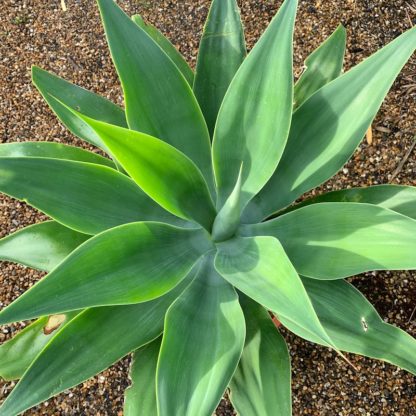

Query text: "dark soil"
[0, 0, 415, 414]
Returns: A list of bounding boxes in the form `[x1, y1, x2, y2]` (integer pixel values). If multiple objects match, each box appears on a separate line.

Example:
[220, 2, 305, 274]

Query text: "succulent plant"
[0, 0, 415, 415]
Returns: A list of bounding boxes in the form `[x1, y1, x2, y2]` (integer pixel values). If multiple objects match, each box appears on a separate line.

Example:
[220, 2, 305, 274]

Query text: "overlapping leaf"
[212, 0, 297, 209]
[0, 221, 89, 271]
[229, 295, 291, 416]
[0, 223, 212, 324]
[193, 0, 246, 135]
[245, 26, 416, 222]
[157, 255, 245, 416]
[241, 203, 416, 279]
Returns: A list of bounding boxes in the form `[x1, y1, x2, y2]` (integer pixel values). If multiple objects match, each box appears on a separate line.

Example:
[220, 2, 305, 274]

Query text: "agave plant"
[0, 0, 415, 414]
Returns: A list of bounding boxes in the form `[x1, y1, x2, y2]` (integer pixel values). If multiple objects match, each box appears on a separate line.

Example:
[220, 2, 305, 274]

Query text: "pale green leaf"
[0, 157, 183, 235]
[303, 278, 416, 375]
[246, 26, 416, 222]
[0, 142, 115, 168]
[97, 0, 213, 191]
[193, 0, 246, 136]
[157, 255, 245, 416]
[0, 223, 212, 324]
[213, 0, 297, 210]
[0, 272, 195, 416]
[240, 203, 416, 279]
[229, 295, 291, 416]
[32, 66, 127, 152]
[132, 15, 193, 86]
[294, 24, 346, 108]
[0, 312, 77, 381]
[68, 114, 216, 231]
[215, 236, 337, 348]
[0, 221, 89, 271]
[124, 338, 160, 416]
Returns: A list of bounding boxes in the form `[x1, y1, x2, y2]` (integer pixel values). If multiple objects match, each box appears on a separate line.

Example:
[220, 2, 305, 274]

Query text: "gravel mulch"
[0, 0, 415, 414]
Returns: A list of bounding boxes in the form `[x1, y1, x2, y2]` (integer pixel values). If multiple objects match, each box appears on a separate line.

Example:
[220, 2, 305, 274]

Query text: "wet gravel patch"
[1, 0, 415, 414]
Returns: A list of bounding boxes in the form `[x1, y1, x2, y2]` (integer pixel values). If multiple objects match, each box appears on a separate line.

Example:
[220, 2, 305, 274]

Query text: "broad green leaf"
[124, 338, 161, 416]
[212, 0, 297, 209]
[193, 0, 246, 136]
[294, 24, 346, 108]
[240, 203, 416, 279]
[245, 26, 416, 222]
[0, 272, 195, 416]
[69, 114, 216, 231]
[0, 142, 115, 168]
[32, 66, 127, 152]
[212, 165, 243, 242]
[132, 15, 193, 86]
[0, 221, 89, 271]
[0, 157, 183, 235]
[286, 185, 416, 220]
[215, 236, 337, 349]
[229, 295, 291, 416]
[97, 0, 213, 191]
[157, 255, 245, 416]
[0, 223, 212, 324]
[303, 278, 416, 375]
[0, 312, 77, 381]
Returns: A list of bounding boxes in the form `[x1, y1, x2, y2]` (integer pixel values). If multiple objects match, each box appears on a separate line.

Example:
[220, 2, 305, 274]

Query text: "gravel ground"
[0, 0, 415, 414]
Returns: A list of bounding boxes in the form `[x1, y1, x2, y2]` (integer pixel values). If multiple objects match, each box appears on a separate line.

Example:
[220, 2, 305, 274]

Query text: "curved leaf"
[246, 26, 416, 222]
[0, 272, 195, 416]
[193, 0, 246, 136]
[124, 338, 160, 416]
[70, 115, 216, 231]
[0, 157, 182, 235]
[215, 236, 337, 348]
[0, 312, 77, 381]
[229, 295, 291, 416]
[212, 0, 297, 210]
[97, 0, 213, 191]
[294, 24, 346, 108]
[0, 142, 115, 168]
[0, 223, 212, 324]
[0, 221, 89, 271]
[241, 203, 416, 279]
[157, 255, 245, 416]
[32, 66, 127, 152]
[132, 15, 193, 86]
[287, 185, 416, 220]
[303, 278, 416, 375]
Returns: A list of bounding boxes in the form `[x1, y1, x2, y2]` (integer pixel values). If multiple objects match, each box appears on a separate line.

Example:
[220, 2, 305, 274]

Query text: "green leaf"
[97, 0, 213, 191]
[193, 0, 246, 136]
[0, 223, 212, 325]
[215, 236, 337, 349]
[212, 164, 243, 242]
[212, 0, 297, 210]
[0, 157, 182, 235]
[32, 66, 127, 152]
[229, 295, 291, 416]
[157, 255, 245, 416]
[245, 26, 416, 222]
[69, 115, 216, 231]
[241, 203, 416, 279]
[0, 312, 77, 381]
[0, 221, 89, 271]
[294, 24, 346, 108]
[0, 142, 115, 168]
[124, 338, 161, 416]
[131, 15, 193, 86]
[288, 185, 416, 220]
[0, 273, 195, 416]
[303, 278, 416, 375]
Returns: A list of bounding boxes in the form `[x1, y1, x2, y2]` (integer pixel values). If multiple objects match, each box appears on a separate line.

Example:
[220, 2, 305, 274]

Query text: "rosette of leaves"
[0, 0, 415, 415]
